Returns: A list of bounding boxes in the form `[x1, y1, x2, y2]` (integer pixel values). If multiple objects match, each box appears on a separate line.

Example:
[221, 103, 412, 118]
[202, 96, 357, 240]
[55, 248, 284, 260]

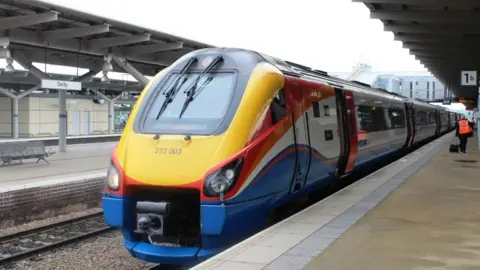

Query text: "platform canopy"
[353, 0, 480, 108]
[0, 0, 214, 91]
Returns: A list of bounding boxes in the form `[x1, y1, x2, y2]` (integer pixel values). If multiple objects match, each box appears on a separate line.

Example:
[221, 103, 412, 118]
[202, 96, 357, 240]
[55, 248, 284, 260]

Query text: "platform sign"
[442, 99, 451, 105]
[461, 71, 477, 86]
[41, 79, 82, 91]
[121, 91, 129, 99]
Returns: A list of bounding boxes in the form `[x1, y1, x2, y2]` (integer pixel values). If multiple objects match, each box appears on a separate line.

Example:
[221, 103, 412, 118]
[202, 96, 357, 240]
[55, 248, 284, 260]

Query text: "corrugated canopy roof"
[0, 0, 214, 84]
[353, 0, 480, 107]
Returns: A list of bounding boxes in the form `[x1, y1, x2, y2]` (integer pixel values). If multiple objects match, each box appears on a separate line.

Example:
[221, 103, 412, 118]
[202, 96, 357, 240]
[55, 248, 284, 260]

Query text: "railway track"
[0, 212, 115, 265]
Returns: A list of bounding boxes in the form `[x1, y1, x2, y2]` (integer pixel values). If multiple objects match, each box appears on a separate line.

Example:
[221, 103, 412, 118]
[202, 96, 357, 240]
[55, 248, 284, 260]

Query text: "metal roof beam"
[422, 63, 474, 70]
[41, 24, 110, 42]
[370, 10, 480, 24]
[395, 34, 480, 45]
[8, 28, 171, 67]
[123, 42, 183, 55]
[87, 34, 151, 50]
[76, 68, 102, 82]
[0, 37, 9, 47]
[409, 49, 478, 57]
[353, 0, 480, 7]
[417, 55, 478, 61]
[403, 42, 480, 50]
[10, 50, 50, 81]
[417, 58, 479, 67]
[0, 11, 58, 31]
[385, 24, 480, 35]
[21, 50, 103, 71]
[111, 55, 149, 86]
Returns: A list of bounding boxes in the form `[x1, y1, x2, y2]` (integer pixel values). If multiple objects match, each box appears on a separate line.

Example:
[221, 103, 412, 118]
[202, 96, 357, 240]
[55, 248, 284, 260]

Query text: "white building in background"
[330, 63, 448, 102]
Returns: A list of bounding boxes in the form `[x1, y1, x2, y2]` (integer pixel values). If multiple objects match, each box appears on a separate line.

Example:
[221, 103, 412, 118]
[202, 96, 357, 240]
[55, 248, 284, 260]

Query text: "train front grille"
[131, 186, 201, 247]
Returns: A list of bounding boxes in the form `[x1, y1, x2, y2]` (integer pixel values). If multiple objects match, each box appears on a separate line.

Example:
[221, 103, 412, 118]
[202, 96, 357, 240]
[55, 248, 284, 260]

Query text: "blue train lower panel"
[102, 191, 287, 265]
[101, 140, 413, 265]
[355, 140, 405, 169]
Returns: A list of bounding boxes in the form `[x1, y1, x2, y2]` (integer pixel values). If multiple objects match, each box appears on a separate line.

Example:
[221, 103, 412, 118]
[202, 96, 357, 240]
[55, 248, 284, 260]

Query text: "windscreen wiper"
[155, 57, 197, 120]
[178, 56, 223, 118]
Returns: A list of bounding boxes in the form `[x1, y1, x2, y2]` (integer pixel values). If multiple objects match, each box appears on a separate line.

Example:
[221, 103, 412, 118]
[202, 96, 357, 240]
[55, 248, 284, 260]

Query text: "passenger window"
[324, 130, 334, 141]
[271, 89, 286, 125]
[324, 105, 330, 116]
[312, 102, 320, 118]
[388, 108, 406, 128]
[357, 105, 388, 132]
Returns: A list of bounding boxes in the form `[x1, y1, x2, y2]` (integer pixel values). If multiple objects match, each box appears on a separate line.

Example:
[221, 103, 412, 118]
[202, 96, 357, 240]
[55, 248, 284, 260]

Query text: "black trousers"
[458, 134, 469, 152]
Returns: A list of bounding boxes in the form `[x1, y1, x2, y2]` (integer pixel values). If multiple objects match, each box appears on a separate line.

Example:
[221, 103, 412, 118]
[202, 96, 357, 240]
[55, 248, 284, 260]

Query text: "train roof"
[252, 50, 439, 106]
[191, 47, 452, 112]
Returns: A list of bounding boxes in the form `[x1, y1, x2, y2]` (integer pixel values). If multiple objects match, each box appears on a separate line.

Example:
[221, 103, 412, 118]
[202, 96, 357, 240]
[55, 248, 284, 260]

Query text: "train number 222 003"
[154, 147, 182, 155]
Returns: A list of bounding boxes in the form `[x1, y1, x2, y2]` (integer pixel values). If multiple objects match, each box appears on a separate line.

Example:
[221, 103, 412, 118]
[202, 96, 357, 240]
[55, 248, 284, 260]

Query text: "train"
[102, 48, 460, 266]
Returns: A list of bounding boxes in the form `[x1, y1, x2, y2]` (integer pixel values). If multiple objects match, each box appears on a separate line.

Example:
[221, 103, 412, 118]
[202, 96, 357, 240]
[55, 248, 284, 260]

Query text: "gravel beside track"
[1, 230, 158, 270]
[0, 208, 103, 237]
[0, 209, 182, 270]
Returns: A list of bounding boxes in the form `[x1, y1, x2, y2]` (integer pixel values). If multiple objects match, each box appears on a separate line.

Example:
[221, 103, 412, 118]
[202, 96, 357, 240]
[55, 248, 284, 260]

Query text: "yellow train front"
[101, 48, 291, 265]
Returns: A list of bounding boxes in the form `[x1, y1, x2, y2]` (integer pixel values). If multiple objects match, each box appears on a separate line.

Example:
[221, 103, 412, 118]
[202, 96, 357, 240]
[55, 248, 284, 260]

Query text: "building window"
[433, 81, 436, 90]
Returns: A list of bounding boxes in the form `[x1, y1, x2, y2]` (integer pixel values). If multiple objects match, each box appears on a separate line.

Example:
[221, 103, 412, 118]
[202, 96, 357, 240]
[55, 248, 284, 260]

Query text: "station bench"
[0, 141, 55, 165]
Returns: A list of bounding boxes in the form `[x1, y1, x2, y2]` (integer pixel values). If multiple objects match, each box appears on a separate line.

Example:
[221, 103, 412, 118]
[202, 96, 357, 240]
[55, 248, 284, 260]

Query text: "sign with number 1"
[461, 71, 477, 86]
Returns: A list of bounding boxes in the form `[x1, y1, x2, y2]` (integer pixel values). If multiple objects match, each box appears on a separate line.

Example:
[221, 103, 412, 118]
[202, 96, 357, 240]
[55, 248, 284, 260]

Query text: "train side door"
[435, 109, 441, 136]
[410, 104, 417, 146]
[404, 102, 412, 147]
[330, 88, 353, 178]
[448, 113, 451, 130]
[343, 91, 358, 174]
[286, 81, 310, 193]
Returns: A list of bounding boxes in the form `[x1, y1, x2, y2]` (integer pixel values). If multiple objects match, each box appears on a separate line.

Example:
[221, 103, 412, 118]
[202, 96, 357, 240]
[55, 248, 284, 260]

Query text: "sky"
[4, 0, 468, 111]
[41, 0, 427, 73]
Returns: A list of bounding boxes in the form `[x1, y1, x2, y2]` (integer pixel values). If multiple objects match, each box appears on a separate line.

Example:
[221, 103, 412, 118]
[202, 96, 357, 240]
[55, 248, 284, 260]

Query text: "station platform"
[0, 141, 116, 190]
[0, 133, 121, 146]
[191, 132, 480, 270]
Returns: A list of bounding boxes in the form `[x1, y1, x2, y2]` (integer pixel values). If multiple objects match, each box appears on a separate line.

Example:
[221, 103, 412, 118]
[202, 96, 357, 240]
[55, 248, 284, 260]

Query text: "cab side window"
[271, 88, 286, 125]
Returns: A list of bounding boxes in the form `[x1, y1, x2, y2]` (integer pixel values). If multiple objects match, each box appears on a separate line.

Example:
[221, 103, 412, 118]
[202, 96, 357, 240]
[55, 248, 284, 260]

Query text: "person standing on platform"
[456, 115, 473, 153]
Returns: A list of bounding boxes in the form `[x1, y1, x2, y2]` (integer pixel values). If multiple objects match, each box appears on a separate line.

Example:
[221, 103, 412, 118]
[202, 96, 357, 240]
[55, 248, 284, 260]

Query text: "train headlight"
[203, 158, 244, 197]
[106, 162, 120, 191]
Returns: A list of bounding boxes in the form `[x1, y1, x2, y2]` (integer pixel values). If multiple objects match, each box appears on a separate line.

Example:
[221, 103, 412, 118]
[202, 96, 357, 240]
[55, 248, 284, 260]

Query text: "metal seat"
[0, 141, 55, 165]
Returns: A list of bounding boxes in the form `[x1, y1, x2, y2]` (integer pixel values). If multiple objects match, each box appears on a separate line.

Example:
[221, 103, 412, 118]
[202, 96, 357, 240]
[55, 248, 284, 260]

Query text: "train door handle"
[296, 164, 303, 179]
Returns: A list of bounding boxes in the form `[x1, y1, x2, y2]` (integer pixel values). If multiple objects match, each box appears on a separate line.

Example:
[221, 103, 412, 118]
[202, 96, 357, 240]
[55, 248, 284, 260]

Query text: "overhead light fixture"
[103, 60, 113, 72]
[103, 54, 113, 72]
[101, 70, 110, 83]
[5, 58, 14, 73]
[0, 46, 11, 59]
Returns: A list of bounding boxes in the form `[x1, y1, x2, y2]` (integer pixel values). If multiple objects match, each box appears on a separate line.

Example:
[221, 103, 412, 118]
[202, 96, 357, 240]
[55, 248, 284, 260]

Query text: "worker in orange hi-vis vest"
[358, 127, 368, 147]
[456, 115, 473, 153]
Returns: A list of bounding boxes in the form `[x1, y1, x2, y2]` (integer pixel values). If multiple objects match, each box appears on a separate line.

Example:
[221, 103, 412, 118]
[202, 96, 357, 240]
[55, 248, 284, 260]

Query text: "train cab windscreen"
[138, 71, 237, 135]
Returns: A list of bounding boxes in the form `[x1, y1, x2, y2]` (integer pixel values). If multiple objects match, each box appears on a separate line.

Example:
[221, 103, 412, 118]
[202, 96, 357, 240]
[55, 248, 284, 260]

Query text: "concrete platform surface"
[0, 141, 116, 188]
[190, 132, 480, 270]
[305, 135, 480, 270]
[0, 133, 120, 143]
